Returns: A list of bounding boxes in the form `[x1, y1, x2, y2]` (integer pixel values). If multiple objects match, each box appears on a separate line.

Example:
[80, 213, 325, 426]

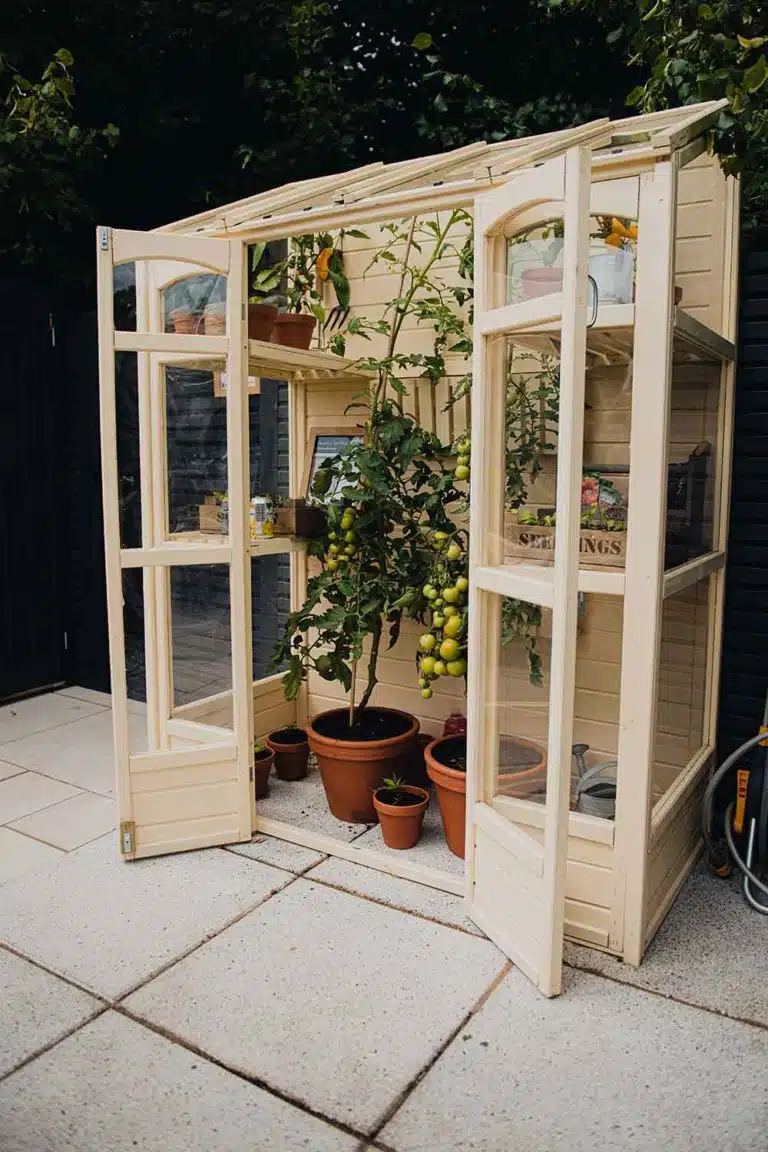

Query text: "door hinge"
[249, 763, 254, 781]
[120, 820, 135, 856]
[98, 225, 111, 251]
[63, 631, 68, 652]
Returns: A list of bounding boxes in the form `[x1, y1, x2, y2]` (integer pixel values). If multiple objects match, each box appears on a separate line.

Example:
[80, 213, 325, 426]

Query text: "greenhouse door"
[97, 227, 253, 859]
[465, 147, 592, 995]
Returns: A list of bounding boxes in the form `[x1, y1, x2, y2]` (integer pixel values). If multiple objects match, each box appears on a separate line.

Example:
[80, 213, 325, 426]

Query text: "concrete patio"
[1, 689, 767, 1150]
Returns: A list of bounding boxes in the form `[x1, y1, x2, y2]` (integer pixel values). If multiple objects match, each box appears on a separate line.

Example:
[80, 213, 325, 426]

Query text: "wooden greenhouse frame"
[98, 100, 740, 996]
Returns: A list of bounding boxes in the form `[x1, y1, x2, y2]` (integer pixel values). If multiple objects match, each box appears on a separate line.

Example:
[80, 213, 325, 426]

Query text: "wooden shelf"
[247, 339, 371, 384]
[473, 562, 625, 607]
[167, 531, 307, 558]
[506, 303, 735, 366]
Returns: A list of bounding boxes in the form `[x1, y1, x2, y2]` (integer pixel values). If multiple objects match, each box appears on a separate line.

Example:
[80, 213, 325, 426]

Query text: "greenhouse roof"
[159, 100, 727, 242]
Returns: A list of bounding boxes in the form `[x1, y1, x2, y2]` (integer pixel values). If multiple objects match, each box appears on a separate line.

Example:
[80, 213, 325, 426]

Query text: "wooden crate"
[504, 514, 626, 570]
[199, 502, 223, 534]
[273, 499, 326, 539]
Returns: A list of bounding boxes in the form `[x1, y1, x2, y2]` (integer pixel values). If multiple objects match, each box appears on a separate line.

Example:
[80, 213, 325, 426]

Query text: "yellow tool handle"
[734, 768, 750, 835]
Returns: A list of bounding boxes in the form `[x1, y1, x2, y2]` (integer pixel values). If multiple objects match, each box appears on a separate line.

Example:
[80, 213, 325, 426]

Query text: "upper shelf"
[247, 339, 371, 385]
[499, 304, 735, 366]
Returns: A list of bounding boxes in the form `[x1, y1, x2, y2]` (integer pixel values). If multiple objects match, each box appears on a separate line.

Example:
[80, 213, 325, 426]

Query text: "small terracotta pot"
[267, 727, 310, 781]
[307, 707, 419, 824]
[203, 302, 226, 335]
[373, 785, 429, 850]
[425, 735, 467, 859]
[271, 312, 317, 350]
[248, 302, 278, 342]
[520, 267, 563, 299]
[169, 308, 198, 334]
[253, 747, 275, 800]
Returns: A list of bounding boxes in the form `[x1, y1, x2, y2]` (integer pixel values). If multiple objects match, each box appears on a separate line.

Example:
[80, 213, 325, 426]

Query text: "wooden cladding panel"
[675, 153, 728, 332]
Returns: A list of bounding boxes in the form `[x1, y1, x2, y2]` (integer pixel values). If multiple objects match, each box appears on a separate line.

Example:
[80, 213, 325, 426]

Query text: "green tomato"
[315, 655, 334, 680]
[455, 576, 469, 593]
[418, 677, 428, 689]
[456, 438, 471, 455]
[434, 530, 449, 543]
[341, 511, 355, 531]
[344, 544, 356, 556]
[446, 659, 467, 678]
[457, 455, 470, 467]
[326, 559, 339, 573]
[443, 605, 458, 618]
[443, 614, 463, 639]
[422, 584, 437, 601]
[328, 531, 338, 541]
[344, 530, 357, 544]
[433, 597, 444, 609]
[455, 464, 470, 482]
[446, 542, 462, 561]
[419, 633, 436, 653]
[431, 613, 445, 629]
[328, 543, 340, 555]
[420, 656, 436, 676]
[439, 637, 460, 662]
[421, 687, 433, 700]
[433, 660, 447, 676]
[442, 586, 459, 604]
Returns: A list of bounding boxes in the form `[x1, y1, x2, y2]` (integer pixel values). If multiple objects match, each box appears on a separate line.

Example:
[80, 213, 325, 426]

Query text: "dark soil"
[270, 727, 307, 745]
[313, 708, 412, 743]
[375, 787, 423, 807]
[432, 736, 467, 772]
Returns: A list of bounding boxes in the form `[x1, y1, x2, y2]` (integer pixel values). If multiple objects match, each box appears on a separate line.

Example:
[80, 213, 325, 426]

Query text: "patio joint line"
[0, 1004, 110, 1087]
[302, 872, 481, 939]
[0, 941, 112, 1005]
[563, 957, 768, 1033]
[0, 768, 113, 802]
[113, 1002, 371, 1146]
[0, 709, 113, 750]
[220, 844, 330, 877]
[365, 960, 512, 1147]
[0, 825, 106, 855]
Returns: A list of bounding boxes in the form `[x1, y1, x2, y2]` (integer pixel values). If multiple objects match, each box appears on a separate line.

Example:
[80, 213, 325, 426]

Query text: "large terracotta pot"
[253, 746, 275, 800]
[373, 785, 429, 850]
[307, 707, 419, 824]
[267, 727, 310, 782]
[248, 302, 278, 342]
[169, 308, 198, 334]
[271, 312, 317, 350]
[520, 267, 563, 299]
[425, 734, 467, 859]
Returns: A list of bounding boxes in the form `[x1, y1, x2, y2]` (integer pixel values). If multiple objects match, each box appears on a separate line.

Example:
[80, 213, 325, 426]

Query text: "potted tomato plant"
[373, 776, 430, 850]
[270, 233, 351, 350]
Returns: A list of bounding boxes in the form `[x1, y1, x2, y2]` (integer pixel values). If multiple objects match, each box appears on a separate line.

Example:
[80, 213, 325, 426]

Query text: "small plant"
[253, 741, 269, 756]
[249, 242, 284, 305]
[377, 775, 419, 805]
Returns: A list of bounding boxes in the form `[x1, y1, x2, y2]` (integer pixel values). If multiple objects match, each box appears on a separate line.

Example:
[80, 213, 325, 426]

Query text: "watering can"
[572, 743, 617, 820]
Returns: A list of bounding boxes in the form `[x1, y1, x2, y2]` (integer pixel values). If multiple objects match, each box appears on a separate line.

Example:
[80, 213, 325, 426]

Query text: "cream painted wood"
[613, 164, 677, 964]
[112, 228, 231, 271]
[465, 148, 591, 997]
[97, 229, 133, 841]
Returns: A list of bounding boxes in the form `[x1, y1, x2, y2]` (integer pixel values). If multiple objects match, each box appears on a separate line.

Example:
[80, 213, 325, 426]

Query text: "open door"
[97, 227, 253, 858]
[465, 147, 592, 995]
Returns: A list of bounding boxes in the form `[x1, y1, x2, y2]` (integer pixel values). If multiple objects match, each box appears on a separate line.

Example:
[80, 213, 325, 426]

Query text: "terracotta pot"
[496, 734, 547, 799]
[425, 734, 467, 859]
[248, 302, 278, 342]
[307, 707, 419, 824]
[271, 312, 317, 350]
[169, 308, 198, 334]
[253, 747, 275, 800]
[267, 727, 310, 781]
[203, 302, 227, 335]
[520, 267, 563, 299]
[373, 785, 429, 850]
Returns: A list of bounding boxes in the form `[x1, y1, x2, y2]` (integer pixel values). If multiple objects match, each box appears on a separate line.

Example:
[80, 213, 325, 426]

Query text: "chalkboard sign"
[303, 426, 363, 503]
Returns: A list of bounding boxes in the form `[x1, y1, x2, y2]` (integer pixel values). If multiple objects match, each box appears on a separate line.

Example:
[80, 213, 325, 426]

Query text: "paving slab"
[256, 766, 375, 843]
[0, 835, 293, 1000]
[0, 694, 104, 745]
[0, 710, 147, 795]
[56, 686, 146, 715]
[9, 792, 116, 851]
[353, 793, 464, 877]
[0, 1010, 359, 1152]
[0, 828, 65, 884]
[125, 878, 505, 1134]
[307, 856, 481, 935]
[0, 772, 82, 823]
[565, 863, 768, 1027]
[381, 966, 768, 1152]
[0, 948, 102, 1079]
[227, 834, 326, 873]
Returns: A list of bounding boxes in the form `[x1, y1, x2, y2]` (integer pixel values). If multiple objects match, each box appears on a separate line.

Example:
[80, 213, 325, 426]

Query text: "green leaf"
[744, 54, 768, 92]
[697, 3, 715, 18]
[626, 85, 646, 107]
[251, 241, 267, 271]
[738, 35, 768, 50]
[412, 32, 433, 50]
[343, 228, 369, 239]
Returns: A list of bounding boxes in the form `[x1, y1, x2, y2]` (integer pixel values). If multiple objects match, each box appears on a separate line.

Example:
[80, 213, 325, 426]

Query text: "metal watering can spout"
[572, 743, 589, 778]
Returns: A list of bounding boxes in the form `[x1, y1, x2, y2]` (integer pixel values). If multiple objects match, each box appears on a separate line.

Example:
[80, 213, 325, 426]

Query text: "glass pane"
[166, 365, 228, 539]
[490, 593, 622, 819]
[123, 569, 146, 705]
[251, 555, 291, 681]
[113, 262, 136, 331]
[501, 342, 630, 573]
[162, 273, 227, 335]
[665, 360, 720, 569]
[249, 378, 290, 502]
[171, 565, 232, 708]
[652, 579, 710, 805]
[116, 351, 141, 548]
[506, 219, 564, 306]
